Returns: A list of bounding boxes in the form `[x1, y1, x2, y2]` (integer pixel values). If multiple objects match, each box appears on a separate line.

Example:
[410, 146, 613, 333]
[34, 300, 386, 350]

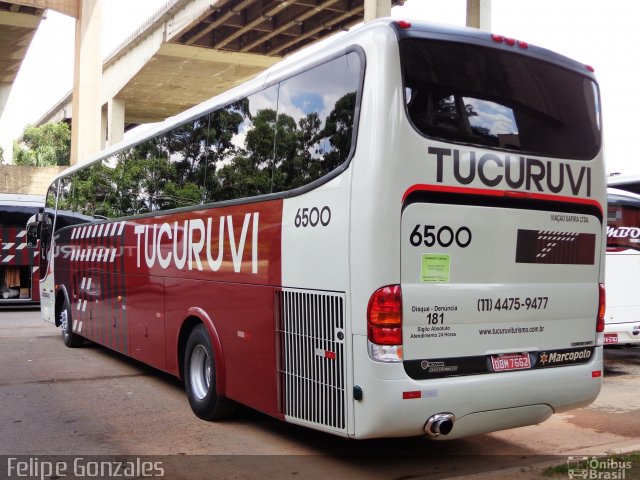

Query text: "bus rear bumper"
[604, 323, 640, 345]
[351, 335, 603, 439]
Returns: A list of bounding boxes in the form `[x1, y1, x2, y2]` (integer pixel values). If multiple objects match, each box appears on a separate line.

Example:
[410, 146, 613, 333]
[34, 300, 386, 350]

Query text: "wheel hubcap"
[190, 345, 211, 400]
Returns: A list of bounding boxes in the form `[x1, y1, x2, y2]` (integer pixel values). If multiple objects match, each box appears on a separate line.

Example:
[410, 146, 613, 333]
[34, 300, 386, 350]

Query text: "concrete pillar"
[107, 97, 125, 147]
[70, 0, 102, 165]
[364, 0, 391, 23]
[0, 83, 12, 163]
[0, 83, 12, 120]
[100, 106, 107, 150]
[466, 0, 492, 31]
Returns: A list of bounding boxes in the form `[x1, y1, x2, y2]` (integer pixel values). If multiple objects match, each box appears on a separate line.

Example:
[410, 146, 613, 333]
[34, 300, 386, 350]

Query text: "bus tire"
[184, 324, 237, 420]
[59, 297, 83, 348]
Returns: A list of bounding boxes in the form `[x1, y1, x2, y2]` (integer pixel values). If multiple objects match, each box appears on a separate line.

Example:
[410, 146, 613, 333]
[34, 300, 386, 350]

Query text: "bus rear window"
[400, 38, 601, 160]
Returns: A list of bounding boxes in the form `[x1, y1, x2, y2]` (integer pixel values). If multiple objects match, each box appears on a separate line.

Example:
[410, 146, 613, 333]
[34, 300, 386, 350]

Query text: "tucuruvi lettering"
[429, 148, 591, 197]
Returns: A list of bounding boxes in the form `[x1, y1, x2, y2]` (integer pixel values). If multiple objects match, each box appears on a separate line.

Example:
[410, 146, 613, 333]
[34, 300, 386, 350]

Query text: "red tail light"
[367, 285, 402, 345]
[596, 283, 605, 333]
[491, 33, 530, 50]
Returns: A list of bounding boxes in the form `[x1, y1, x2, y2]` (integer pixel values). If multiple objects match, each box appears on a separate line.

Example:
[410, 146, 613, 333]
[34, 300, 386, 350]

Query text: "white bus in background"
[608, 174, 640, 195]
[605, 187, 640, 345]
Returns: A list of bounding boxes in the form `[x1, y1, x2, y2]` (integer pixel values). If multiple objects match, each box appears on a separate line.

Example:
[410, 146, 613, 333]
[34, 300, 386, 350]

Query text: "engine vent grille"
[275, 289, 346, 432]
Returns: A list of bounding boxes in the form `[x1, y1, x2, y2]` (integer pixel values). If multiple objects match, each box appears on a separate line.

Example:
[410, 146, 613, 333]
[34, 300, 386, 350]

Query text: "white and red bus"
[604, 187, 640, 345]
[1, 193, 43, 305]
[31, 19, 606, 439]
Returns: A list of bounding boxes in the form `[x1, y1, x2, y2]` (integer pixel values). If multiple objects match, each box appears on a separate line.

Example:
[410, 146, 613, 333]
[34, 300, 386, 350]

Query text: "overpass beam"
[107, 97, 124, 147]
[8, 1, 79, 18]
[70, 0, 102, 165]
[466, 0, 492, 30]
[364, 0, 391, 23]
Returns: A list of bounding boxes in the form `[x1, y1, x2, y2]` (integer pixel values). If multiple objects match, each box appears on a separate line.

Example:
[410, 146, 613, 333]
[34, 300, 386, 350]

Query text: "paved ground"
[0, 308, 638, 479]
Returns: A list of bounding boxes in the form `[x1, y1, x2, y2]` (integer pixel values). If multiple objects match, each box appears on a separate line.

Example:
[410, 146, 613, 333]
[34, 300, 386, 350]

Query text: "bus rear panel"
[347, 21, 604, 438]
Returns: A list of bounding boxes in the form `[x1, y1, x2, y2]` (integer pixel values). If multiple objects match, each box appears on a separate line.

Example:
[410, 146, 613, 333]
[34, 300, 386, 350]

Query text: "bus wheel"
[184, 324, 237, 420]
[59, 298, 83, 348]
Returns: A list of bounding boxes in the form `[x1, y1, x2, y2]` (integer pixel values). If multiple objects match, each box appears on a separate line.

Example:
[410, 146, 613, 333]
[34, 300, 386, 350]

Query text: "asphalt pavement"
[0, 308, 638, 479]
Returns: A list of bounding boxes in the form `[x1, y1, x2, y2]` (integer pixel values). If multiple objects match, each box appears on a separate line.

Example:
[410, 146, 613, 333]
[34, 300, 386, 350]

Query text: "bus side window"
[273, 51, 361, 192]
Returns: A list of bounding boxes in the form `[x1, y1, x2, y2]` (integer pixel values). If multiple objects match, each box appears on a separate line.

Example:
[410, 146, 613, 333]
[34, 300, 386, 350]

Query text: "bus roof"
[0, 193, 44, 208]
[608, 174, 640, 195]
[608, 187, 640, 208]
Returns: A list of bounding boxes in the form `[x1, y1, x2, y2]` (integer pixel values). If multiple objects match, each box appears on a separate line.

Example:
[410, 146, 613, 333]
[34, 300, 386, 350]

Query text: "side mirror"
[26, 213, 41, 247]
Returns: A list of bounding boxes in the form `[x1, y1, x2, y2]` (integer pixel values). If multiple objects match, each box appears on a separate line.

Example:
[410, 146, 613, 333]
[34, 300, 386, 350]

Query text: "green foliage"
[13, 122, 71, 167]
[62, 91, 355, 220]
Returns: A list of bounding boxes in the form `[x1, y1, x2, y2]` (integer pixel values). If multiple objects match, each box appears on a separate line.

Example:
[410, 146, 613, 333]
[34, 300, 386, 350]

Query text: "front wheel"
[59, 297, 83, 348]
[184, 324, 237, 420]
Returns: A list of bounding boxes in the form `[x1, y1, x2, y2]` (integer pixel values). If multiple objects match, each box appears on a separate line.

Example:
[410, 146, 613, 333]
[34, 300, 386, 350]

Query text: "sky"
[1, 0, 638, 175]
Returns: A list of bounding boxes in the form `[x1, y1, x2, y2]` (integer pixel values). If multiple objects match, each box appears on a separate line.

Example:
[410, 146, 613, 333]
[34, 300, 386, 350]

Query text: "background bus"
[605, 187, 640, 345]
[33, 19, 605, 440]
[608, 173, 640, 195]
[1, 193, 43, 305]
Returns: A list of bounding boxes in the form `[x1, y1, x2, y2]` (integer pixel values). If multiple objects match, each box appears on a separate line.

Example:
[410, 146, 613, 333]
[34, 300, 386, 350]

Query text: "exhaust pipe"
[424, 413, 455, 437]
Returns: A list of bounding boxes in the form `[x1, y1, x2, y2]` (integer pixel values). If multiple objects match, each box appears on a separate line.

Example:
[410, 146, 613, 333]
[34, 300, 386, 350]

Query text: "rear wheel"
[59, 297, 82, 348]
[184, 324, 237, 420]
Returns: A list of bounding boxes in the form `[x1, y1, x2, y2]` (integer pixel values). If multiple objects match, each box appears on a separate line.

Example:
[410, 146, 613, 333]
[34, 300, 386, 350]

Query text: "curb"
[445, 440, 640, 479]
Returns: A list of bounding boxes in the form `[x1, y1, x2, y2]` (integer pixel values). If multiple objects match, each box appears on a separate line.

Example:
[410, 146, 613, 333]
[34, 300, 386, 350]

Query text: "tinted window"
[203, 100, 250, 202]
[0, 207, 38, 229]
[116, 116, 209, 216]
[56, 176, 79, 230]
[401, 38, 601, 159]
[57, 52, 362, 215]
[211, 86, 279, 201]
[272, 52, 361, 192]
[94, 155, 122, 219]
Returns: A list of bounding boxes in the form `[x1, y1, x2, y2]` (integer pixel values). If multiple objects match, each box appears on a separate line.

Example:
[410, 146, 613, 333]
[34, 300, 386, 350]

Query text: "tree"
[0, 144, 4, 164]
[13, 122, 71, 166]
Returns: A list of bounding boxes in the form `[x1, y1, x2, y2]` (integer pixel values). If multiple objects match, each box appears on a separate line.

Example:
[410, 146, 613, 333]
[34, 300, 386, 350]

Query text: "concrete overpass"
[0, 2, 44, 125]
[6, 0, 491, 166]
[35, 0, 412, 155]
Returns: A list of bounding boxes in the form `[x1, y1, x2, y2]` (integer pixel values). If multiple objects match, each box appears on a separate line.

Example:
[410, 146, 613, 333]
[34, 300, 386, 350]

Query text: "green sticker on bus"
[421, 254, 450, 283]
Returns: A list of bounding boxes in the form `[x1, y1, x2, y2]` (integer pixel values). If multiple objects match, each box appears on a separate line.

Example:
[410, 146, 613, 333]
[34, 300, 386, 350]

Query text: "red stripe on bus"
[402, 184, 603, 215]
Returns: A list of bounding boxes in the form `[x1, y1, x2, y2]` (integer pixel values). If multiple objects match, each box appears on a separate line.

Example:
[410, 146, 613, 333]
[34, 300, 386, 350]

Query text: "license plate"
[490, 353, 531, 372]
[604, 333, 618, 344]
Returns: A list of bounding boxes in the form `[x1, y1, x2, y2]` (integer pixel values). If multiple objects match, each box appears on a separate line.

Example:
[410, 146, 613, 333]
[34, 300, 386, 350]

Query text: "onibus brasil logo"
[567, 456, 633, 479]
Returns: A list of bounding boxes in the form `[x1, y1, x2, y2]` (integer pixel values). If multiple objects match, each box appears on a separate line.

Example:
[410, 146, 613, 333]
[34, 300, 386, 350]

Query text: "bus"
[1, 193, 43, 305]
[608, 174, 640, 195]
[605, 187, 640, 345]
[29, 19, 606, 439]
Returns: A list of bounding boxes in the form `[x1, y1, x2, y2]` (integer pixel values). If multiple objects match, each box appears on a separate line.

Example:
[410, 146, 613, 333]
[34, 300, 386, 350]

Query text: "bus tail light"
[596, 283, 605, 333]
[368, 285, 403, 362]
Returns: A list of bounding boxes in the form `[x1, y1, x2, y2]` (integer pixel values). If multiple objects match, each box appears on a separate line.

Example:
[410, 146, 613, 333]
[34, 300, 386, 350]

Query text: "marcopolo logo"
[538, 348, 593, 367]
[567, 456, 633, 479]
